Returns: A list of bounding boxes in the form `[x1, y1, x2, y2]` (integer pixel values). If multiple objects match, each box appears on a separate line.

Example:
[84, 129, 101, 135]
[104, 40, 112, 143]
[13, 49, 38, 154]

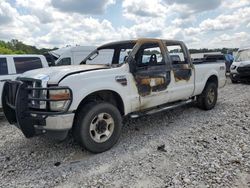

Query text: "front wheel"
[197, 82, 218, 110]
[231, 78, 238, 84]
[73, 101, 122, 153]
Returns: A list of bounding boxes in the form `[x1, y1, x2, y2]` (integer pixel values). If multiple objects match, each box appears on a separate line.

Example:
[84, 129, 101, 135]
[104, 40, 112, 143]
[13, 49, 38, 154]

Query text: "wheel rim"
[207, 88, 215, 105]
[89, 113, 115, 143]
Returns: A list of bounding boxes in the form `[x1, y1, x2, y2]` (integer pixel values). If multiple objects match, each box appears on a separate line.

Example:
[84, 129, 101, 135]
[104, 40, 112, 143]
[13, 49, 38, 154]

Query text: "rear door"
[132, 41, 171, 110]
[165, 42, 195, 101]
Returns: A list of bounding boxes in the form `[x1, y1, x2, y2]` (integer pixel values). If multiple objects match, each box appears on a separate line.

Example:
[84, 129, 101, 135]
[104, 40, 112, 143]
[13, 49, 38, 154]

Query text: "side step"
[130, 99, 194, 118]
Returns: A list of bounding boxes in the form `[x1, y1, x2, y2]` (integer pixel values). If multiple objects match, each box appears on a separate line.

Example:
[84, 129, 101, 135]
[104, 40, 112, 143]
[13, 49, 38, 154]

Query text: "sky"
[0, 0, 250, 49]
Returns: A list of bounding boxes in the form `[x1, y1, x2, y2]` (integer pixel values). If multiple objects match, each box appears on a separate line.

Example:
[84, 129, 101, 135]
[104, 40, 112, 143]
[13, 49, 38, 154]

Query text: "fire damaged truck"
[2, 39, 226, 153]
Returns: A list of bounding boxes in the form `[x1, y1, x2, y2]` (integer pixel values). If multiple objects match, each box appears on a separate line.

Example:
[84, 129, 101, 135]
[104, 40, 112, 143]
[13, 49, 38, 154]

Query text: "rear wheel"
[197, 82, 218, 110]
[73, 101, 122, 153]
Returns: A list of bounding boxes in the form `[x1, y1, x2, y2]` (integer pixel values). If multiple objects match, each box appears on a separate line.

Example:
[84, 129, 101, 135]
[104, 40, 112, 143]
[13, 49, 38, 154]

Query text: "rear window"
[14, 57, 42, 74]
[0, 58, 8, 75]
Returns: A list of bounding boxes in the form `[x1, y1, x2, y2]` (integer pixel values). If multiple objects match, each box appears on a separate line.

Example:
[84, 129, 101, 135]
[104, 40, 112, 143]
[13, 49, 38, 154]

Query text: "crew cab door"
[165, 42, 195, 102]
[131, 41, 171, 110]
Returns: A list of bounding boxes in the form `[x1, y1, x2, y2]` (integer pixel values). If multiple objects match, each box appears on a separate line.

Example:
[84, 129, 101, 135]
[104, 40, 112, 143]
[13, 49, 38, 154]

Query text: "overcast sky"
[0, 0, 250, 49]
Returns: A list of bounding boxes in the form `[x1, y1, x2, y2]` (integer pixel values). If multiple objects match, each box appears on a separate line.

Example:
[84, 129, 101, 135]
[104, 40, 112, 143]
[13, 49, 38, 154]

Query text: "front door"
[132, 42, 171, 110]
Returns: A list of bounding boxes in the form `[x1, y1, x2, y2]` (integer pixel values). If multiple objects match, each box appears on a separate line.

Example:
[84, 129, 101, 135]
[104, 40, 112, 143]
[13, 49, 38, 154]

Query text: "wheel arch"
[74, 89, 125, 116]
[206, 75, 218, 88]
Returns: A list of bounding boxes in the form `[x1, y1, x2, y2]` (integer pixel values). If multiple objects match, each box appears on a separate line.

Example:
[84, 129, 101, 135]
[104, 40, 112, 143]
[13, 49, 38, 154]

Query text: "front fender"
[59, 70, 132, 115]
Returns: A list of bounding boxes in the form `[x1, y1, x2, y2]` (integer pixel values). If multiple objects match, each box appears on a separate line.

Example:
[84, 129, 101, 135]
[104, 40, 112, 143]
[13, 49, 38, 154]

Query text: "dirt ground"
[0, 80, 249, 188]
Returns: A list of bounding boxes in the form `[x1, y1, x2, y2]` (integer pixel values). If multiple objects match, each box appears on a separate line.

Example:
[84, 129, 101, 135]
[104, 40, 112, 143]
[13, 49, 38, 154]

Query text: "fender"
[58, 65, 133, 115]
[194, 68, 219, 96]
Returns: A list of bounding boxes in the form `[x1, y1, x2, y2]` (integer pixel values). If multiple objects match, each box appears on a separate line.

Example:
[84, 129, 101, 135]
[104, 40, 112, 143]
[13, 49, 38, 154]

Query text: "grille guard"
[2, 79, 72, 138]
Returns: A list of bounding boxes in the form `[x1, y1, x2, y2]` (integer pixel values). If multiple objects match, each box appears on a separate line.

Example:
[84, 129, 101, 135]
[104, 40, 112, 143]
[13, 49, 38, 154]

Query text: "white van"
[46, 46, 96, 66]
[0, 55, 48, 110]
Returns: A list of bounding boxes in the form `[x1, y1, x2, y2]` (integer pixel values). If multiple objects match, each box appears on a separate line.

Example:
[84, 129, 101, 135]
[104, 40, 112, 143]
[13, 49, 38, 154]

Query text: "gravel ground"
[0, 80, 249, 188]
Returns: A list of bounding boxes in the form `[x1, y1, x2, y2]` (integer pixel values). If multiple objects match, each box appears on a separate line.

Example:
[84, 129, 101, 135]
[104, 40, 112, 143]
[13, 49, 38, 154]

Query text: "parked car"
[2, 39, 226, 153]
[230, 47, 250, 83]
[0, 55, 48, 110]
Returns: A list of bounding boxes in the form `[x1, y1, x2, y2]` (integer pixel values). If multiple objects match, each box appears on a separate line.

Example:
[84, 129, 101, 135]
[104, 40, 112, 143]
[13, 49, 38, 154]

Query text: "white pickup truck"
[2, 39, 226, 153]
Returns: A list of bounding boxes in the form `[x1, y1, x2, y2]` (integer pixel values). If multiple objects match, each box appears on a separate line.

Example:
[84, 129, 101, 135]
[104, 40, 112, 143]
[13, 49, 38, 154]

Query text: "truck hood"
[232, 61, 250, 67]
[22, 65, 108, 84]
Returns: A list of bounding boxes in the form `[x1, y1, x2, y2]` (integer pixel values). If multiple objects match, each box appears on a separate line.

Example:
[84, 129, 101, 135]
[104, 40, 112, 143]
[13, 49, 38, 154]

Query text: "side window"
[0, 58, 8, 75]
[119, 49, 131, 64]
[14, 57, 42, 74]
[141, 47, 163, 65]
[166, 44, 186, 65]
[57, 57, 71, 66]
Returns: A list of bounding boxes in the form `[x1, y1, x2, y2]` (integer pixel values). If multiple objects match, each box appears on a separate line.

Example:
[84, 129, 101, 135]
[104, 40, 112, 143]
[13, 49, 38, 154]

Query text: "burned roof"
[97, 38, 185, 50]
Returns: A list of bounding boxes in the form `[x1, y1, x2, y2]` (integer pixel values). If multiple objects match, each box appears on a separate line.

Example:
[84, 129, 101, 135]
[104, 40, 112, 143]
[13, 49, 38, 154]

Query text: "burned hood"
[21, 64, 108, 84]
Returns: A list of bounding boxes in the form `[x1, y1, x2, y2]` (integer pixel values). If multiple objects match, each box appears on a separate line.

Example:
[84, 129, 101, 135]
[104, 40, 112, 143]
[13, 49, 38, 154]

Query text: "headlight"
[231, 65, 236, 70]
[49, 89, 71, 111]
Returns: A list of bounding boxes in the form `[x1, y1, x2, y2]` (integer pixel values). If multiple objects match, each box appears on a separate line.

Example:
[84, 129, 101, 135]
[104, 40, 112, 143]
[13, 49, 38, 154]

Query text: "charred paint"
[135, 72, 170, 96]
[172, 64, 192, 82]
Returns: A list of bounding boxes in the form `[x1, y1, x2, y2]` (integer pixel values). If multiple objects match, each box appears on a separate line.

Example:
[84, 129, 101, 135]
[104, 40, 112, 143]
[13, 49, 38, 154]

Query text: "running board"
[130, 99, 194, 118]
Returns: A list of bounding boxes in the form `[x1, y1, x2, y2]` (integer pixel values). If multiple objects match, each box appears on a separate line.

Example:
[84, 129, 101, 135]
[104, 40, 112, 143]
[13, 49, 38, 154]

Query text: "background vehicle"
[0, 55, 48, 110]
[2, 39, 226, 153]
[44, 46, 96, 66]
[230, 47, 250, 83]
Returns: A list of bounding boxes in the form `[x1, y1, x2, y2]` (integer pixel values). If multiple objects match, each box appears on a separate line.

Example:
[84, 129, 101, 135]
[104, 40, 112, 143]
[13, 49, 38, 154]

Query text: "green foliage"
[0, 46, 25, 54]
[0, 39, 57, 55]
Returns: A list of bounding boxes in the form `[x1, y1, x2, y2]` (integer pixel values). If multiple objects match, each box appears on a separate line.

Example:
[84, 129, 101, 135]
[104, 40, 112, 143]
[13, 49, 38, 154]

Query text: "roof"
[49, 46, 96, 57]
[238, 46, 250, 51]
[0, 54, 44, 57]
[97, 38, 184, 49]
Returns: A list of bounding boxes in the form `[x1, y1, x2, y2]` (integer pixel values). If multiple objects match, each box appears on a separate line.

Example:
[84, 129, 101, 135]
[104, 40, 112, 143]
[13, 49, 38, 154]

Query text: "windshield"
[235, 49, 250, 62]
[86, 49, 114, 65]
[81, 41, 136, 65]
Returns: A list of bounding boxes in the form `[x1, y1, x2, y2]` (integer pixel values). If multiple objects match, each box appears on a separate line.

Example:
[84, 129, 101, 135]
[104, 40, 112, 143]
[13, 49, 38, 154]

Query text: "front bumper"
[230, 65, 250, 81]
[43, 113, 74, 131]
[1, 79, 73, 138]
[230, 72, 250, 81]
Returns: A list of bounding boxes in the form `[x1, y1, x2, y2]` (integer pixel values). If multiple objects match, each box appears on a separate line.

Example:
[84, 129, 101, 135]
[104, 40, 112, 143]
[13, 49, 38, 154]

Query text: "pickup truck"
[2, 39, 226, 153]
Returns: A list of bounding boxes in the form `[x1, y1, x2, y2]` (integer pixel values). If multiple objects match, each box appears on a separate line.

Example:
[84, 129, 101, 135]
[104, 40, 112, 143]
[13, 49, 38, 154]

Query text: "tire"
[197, 82, 218, 110]
[73, 101, 122, 153]
[231, 78, 238, 84]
